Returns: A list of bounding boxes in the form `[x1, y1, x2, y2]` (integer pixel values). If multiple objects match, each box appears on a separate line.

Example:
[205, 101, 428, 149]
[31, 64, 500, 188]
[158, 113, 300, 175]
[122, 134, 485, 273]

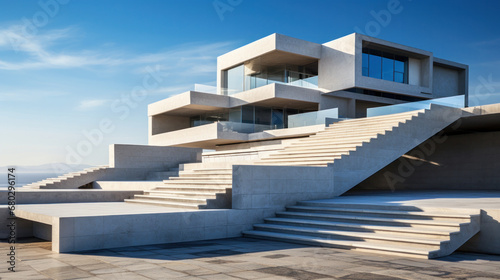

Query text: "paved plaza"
[1, 237, 500, 280]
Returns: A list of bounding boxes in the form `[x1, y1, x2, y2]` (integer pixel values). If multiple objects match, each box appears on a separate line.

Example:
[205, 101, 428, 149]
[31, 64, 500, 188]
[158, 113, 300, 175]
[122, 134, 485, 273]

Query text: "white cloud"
[76, 99, 109, 111]
[0, 89, 67, 101]
[0, 24, 234, 71]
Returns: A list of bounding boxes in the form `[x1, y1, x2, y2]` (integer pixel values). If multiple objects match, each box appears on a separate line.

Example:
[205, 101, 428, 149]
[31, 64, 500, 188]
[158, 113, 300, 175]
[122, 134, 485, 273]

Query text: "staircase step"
[133, 195, 210, 204]
[243, 230, 433, 258]
[260, 156, 342, 162]
[265, 152, 346, 159]
[254, 161, 329, 166]
[286, 206, 472, 222]
[275, 211, 462, 229]
[162, 180, 232, 185]
[264, 217, 455, 238]
[170, 175, 232, 180]
[253, 224, 443, 249]
[146, 191, 220, 198]
[155, 186, 230, 192]
[125, 199, 202, 209]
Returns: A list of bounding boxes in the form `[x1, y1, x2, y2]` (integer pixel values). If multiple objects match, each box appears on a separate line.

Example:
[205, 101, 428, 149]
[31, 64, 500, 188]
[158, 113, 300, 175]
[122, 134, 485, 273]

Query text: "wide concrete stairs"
[243, 201, 480, 259]
[125, 167, 233, 209]
[125, 105, 463, 211]
[256, 110, 422, 167]
[24, 166, 109, 189]
[257, 104, 464, 196]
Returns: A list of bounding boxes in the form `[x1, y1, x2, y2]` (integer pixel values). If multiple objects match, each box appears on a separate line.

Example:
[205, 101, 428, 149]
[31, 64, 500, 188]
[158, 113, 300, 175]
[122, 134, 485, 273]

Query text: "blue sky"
[0, 0, 499, 168]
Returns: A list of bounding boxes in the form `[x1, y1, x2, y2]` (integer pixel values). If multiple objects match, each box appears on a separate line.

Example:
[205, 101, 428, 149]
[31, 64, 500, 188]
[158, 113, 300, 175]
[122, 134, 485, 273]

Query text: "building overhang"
[149, 83, 322, 118]
[217, 33, 322, 71]
[149, 122, 325, 149]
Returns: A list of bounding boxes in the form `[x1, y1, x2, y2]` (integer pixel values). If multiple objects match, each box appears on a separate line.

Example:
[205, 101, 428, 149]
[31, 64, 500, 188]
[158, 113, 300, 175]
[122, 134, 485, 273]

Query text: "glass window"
[382, 57, 394, 81]
[254, 106, 271, 125]
[224, 64, 244, 95]
[242, 106, 254, 124]
[394, 60, 405, 73]
[368, 54, 382, 79]
[362, 52, 369, 76]
[229, 108, 241, 123]
[271, 109, 284, 129]
[362, 48, 408, 84]
[394, 72, 404, 83]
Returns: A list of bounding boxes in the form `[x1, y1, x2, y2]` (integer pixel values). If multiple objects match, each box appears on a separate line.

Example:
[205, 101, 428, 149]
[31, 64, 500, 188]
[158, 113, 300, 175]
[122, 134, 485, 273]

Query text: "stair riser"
[265, 220, 451, 240]
[155, 187, 230, 192]
[125, 200, 202, 209]
[275, 213, 461, 230]
[162, 182, 232, 186]
[285, 209, 471, 223]
[253, 226, 442, 250]
[243, 233, 429, 259]
[170, 176, 233, 180]
[260, 156, 341, 163]
[146, 191, 224, 197]
[133, 196, 211, 204]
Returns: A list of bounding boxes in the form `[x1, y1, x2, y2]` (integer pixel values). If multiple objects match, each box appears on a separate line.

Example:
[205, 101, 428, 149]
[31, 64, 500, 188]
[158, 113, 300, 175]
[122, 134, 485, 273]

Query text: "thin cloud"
[77, 99, 109, 111]
[0, 89, 67, 101]
[0, 24, 234, 71]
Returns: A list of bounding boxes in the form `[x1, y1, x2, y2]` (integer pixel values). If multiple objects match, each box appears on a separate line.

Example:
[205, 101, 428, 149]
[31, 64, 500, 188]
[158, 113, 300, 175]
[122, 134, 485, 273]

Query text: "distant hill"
[0, 163, 94, 174]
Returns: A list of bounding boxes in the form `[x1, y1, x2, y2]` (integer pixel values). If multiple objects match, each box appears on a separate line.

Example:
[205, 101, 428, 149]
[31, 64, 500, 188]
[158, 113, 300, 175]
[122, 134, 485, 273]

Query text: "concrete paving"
[1, 237, 500, 279]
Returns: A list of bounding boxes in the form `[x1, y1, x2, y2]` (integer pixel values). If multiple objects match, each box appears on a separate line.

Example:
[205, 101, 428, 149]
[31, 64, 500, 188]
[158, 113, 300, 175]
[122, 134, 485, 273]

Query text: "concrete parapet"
[109, 144, 201, 169]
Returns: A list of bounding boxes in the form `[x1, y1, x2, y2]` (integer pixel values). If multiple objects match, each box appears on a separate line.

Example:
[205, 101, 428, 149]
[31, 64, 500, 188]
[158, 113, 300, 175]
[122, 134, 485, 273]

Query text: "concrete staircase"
[257, 110, 425, 166]
[24, 166, 109, 189]
[125, 167, 232, 209]
[243, 200, 481, 259]
[145, 167, 179, 181]
[256, 105, 463, 196]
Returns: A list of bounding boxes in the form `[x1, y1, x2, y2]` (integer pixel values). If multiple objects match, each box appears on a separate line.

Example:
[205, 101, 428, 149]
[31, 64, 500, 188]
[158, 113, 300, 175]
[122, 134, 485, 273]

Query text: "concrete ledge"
[14, 203, 272, 253]
[93, 181, 161, 190]
[0, 189, 142, 204]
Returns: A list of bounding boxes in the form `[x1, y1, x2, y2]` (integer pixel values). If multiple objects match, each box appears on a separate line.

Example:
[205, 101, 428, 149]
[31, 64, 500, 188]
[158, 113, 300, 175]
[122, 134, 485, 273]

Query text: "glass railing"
[218, 122, 272, 134]
[244, 70, 318, 92]
[288, 108, 339, 128]
[366, 95, 465, 117]
[193, 84, 217, 94]
[468, 92, 500, 107]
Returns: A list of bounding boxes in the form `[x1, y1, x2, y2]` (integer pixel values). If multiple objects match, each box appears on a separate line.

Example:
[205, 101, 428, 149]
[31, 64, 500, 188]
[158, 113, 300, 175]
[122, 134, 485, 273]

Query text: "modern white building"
[148, 33, 468, 149]
[5, 33, 500, 260]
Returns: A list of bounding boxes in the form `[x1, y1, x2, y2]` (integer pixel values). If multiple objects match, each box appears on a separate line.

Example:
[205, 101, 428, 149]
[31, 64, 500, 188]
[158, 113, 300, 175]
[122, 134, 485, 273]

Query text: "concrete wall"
[355, 33, 434, 98]
[319, 34, 356, 92]
[232, 165, 335, 213]
[459, 209, 500, 255]
[0, 190, 142, 239]
[353, 131, 500, 191]
[408, 57, 421, 86]
[109, 144, 201, 170]
[151, 114, 190, 135]
[433, 64, 461, 98]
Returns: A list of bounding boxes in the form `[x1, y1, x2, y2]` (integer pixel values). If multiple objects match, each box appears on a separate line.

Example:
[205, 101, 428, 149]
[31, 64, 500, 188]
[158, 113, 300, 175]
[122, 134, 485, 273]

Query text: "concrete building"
[149, 33, 468, 149]
[4, 33, 500, 260]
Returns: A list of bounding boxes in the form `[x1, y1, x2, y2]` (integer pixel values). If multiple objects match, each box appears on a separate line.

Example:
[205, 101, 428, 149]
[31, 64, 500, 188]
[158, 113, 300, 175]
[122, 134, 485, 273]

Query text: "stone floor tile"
[23, 258, 69, 271]
[135, 267, 188, 279]
[39, 266, 93, 280]
[96, 272, 151, 280]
